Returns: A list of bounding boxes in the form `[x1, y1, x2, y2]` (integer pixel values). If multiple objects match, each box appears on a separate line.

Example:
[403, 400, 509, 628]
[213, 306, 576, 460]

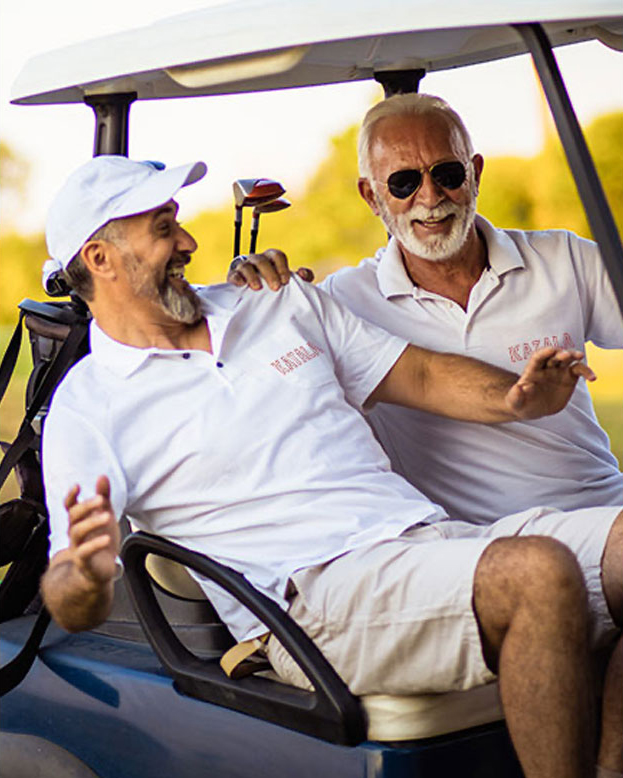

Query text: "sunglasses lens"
[431, 161, 466, 189]
[387, 170, 422, 199]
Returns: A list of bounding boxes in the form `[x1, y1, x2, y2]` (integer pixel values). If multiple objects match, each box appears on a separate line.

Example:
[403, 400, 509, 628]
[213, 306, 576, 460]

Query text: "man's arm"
[367, 344, 595, 422]
[41, 476, 120, 632]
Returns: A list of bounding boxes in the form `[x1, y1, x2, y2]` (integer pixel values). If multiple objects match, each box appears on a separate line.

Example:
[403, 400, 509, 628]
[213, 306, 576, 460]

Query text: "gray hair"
[63, 219, 126, 301]
[358, 93, 474, 178]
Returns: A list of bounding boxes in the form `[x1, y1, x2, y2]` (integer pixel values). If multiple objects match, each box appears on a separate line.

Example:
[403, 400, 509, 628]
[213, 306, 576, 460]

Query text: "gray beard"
[123, 251, 204, 325]
[376, 178, 478, 262]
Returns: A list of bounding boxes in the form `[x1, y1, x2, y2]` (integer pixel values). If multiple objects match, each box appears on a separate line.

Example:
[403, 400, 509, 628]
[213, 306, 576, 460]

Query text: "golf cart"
[1, 2, 622, 776]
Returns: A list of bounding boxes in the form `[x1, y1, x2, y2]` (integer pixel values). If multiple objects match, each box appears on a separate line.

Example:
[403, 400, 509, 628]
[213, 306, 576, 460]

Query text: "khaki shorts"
[267, 505, 620, 696]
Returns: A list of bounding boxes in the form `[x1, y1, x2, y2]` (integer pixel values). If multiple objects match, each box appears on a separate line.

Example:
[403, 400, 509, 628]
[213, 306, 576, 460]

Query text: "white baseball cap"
[45, 155, 207, 270]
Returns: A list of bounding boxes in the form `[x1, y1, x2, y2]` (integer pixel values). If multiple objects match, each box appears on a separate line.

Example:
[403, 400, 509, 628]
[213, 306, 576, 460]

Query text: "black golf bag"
[0, 296, 90, 693]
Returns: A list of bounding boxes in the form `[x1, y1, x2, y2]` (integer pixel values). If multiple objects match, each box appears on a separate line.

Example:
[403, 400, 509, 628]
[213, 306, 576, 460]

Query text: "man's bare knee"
[473, 536, 588, 672]
[602, 509, 623, 626]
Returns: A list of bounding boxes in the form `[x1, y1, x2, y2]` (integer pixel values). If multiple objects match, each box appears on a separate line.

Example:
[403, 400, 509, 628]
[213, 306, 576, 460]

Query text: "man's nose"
[177, 225, 198, 253]
[415, 170, 445, 208]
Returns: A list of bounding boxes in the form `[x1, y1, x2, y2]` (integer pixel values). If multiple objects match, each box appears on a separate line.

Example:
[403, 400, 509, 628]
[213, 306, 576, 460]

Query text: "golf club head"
[233, 178, 285, 207]
[252, 198, 291, 216]
[249, 198, 291, 253]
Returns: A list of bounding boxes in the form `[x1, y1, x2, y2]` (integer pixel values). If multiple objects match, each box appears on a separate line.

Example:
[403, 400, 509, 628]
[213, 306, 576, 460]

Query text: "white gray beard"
[158, 278, 203, 324]
[123, 251, 204, 324]
[376, 181, 478, 262]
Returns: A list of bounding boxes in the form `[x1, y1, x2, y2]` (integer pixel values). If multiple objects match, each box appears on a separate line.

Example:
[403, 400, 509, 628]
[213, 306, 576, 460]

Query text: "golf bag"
[0, 297, 90, 694]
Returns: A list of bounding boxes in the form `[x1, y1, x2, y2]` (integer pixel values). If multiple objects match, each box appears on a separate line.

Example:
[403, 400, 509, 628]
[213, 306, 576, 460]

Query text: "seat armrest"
[121, 531, 366, 745]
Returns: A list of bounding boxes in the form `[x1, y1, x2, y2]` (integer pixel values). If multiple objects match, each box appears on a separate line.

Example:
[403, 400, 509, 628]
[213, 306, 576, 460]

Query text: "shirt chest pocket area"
[246, 328, 336, 389]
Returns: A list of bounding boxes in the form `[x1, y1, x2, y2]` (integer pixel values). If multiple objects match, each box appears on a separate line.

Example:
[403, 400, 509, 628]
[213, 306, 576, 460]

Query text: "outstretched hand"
[505, 347, 595, 419]
[65, 475, 120, 585]
[228, 249, 314, 290]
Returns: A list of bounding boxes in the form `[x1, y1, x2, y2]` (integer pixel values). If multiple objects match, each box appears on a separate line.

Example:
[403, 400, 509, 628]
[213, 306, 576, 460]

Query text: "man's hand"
[228, 249, 314, 290]
[65, 475, 120, 585]
[41, 475, 120, 632]
[506, 347, 595, 419]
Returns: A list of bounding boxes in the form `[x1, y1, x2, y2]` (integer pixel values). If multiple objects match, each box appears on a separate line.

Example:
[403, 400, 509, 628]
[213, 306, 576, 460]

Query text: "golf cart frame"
[1, 4, 622, 776]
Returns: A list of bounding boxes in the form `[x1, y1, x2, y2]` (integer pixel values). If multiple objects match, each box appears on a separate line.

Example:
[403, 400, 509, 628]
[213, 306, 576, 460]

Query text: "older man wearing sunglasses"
[231, 93, 623, 525]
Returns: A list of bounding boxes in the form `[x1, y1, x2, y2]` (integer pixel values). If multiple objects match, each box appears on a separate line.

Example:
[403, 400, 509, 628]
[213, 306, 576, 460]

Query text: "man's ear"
[358, 178, 381, 216]
[80, 240, 117, 280]
[472, 154, 484, 192]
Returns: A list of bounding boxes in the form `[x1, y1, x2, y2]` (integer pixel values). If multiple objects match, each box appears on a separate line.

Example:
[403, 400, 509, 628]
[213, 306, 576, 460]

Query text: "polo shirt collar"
[376, 214, 526, 300]
[377, 237, 416, 299]
[475, 214, 526, 276]
[89, 284, 245, 378]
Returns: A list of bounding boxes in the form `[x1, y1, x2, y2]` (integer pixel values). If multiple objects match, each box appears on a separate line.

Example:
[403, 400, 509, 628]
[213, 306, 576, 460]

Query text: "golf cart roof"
[10, 0, 623, 105]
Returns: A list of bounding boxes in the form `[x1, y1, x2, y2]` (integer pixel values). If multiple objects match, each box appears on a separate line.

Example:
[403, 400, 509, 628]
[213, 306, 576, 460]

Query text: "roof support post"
[374, 69, 425, 97]
[514, 23, 623, 317]
[83, 92, 137, 157]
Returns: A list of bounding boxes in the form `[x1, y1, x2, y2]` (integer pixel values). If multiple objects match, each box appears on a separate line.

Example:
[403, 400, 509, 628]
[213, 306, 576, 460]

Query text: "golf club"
[249, 198, 291, 253]
[232, 178, 285, 258]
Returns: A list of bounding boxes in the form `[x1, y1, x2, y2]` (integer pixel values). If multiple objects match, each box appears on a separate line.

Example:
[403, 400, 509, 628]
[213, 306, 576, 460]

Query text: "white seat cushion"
[362, 682, 503, 741]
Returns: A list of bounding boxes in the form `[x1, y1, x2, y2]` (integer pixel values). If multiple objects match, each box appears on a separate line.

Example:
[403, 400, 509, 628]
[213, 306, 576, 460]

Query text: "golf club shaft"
[233, 206, 242, 258]
[249, 214, 260, 254]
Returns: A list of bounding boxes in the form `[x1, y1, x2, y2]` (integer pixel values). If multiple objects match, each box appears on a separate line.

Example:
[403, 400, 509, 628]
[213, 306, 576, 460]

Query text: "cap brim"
[108, 160, 207, 221]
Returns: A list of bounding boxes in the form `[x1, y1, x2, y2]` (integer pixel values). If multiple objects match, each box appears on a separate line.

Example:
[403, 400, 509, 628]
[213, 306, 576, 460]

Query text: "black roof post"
[83, 92, 137, 157]
[373, 69, 426, 97]
[515, 23, 623, 319]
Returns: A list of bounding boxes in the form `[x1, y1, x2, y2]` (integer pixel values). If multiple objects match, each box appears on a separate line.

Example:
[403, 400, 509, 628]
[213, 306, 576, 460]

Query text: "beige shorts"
[267, 505, 621, 696]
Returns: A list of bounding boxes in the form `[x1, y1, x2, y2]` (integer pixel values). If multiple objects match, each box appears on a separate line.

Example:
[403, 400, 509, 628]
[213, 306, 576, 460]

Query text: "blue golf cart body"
[1, 2, 622, 776]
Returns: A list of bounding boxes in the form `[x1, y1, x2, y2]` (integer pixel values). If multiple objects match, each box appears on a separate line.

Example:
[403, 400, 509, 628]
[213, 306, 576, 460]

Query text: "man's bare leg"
[598, 510, 623, 773]
[474, 535, 594, 778]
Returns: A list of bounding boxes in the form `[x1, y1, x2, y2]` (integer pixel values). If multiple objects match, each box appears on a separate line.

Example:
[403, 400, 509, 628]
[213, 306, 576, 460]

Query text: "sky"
[1, 0, 622, 235]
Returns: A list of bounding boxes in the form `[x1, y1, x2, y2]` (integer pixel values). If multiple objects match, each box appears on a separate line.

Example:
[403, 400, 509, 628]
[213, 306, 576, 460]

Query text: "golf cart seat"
[131, 535, 504, 744]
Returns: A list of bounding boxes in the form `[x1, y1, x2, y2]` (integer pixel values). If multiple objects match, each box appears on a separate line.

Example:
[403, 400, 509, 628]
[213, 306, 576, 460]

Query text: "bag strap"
[0, 315, 89, 696]
[0, 318, 89, 492]
[0, 607, 50, 696]
[0, 311, 25, 406]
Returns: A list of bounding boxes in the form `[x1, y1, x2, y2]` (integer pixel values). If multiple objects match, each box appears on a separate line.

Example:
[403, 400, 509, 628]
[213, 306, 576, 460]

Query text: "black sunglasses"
[384, 160, 467, 199]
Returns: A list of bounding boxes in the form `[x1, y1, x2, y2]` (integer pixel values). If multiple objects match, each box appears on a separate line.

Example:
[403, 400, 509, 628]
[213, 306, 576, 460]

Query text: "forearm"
[41, 552, 114, 632]
[371, 345, 520, 422]
[419, 350, 520, 422]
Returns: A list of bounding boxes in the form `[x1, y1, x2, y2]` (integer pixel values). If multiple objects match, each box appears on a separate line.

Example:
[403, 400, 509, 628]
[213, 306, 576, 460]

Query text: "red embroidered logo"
[508, 333, 576, 363]
[271, 342, 324, 375]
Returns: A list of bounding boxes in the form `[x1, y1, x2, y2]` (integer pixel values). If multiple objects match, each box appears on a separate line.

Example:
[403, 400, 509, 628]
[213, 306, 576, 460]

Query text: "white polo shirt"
[321, 215, 623, 523]
[43, 276, 446, 641]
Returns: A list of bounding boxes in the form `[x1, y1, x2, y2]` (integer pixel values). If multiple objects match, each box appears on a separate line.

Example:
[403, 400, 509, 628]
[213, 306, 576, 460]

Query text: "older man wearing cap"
[40, 156, 622, 778]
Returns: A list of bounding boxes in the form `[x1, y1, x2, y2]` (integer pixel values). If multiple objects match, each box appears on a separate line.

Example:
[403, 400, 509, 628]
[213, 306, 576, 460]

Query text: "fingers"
[64, 484, 80, 511]
[227, 250, 295, 291]
[571, 362, 596, 382]
[510, 347, 595, 420]
[523, 348, 593, 381]
[96, 475, 111, 501]
[296, 267, 315, 282]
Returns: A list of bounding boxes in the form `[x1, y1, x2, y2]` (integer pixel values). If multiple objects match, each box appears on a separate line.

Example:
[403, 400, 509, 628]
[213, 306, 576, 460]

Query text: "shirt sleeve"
[569, 233, 623, 348]
[42, 398, 128, 559]
[296, 277, 408, 410]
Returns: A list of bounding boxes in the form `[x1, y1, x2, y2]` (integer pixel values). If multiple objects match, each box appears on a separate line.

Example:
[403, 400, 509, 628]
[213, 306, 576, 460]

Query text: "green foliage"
[185, 126, 386, 286]
[1, 111, 622, 319]
[0, 232, 48, 325]
[478, 111, 623, 240]
[0, 141, 29, 200]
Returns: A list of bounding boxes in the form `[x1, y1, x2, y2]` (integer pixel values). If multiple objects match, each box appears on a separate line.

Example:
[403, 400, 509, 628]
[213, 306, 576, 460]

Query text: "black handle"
[121, 532, 366, 745]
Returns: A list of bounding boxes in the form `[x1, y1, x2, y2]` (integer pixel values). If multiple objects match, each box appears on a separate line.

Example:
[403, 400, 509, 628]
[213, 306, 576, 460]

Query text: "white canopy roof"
[11, 0, 623, 105]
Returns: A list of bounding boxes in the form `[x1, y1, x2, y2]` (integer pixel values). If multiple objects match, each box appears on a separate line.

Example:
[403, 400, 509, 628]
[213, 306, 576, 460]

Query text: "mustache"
[166, 252, 192, 270]
[407, 201, 461, 221]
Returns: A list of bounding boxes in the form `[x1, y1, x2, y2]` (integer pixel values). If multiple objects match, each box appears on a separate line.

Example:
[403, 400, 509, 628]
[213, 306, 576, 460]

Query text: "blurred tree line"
[1, 110, 622, 325]
[0, 112, 621, 462]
